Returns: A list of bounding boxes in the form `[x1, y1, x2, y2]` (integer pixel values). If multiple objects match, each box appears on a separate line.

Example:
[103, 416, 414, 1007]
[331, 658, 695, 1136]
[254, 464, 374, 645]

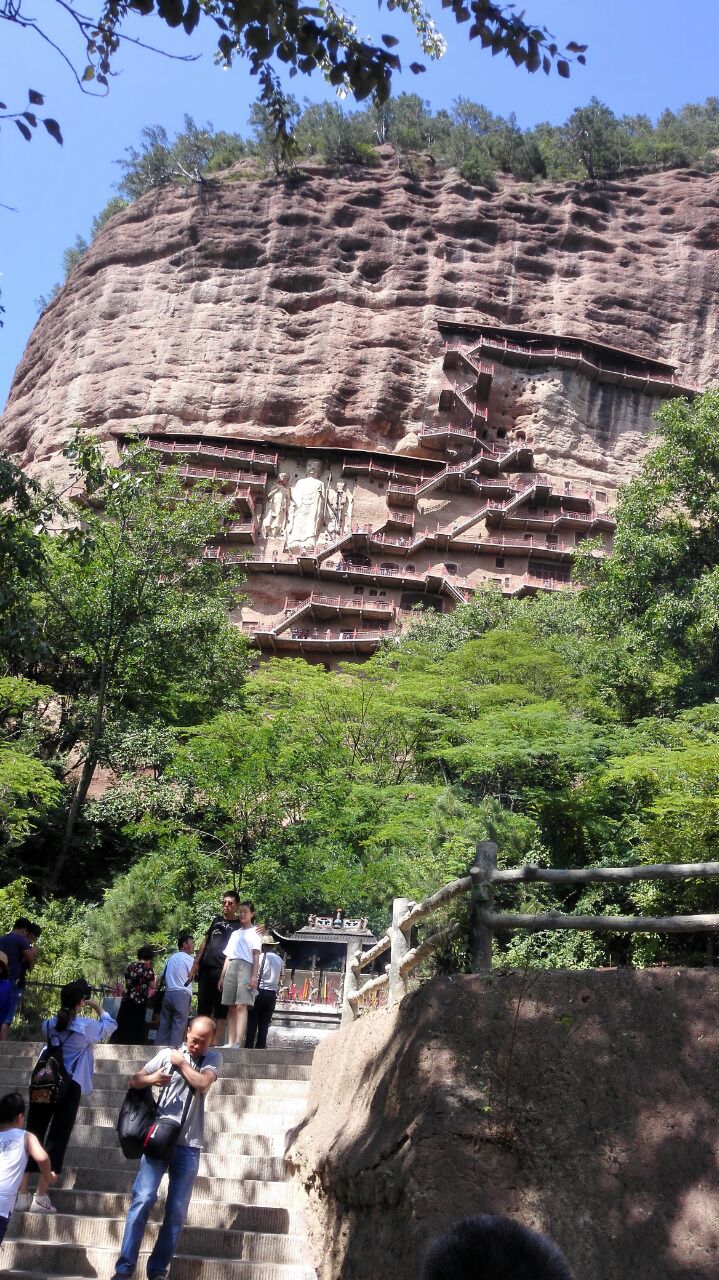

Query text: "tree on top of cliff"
[116, 114, 247, 197]
[1, 0, 586, 151]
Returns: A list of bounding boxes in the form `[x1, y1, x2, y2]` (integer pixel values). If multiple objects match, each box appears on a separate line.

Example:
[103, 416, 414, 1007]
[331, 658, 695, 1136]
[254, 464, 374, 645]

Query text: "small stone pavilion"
[274, 912, 377, 1009]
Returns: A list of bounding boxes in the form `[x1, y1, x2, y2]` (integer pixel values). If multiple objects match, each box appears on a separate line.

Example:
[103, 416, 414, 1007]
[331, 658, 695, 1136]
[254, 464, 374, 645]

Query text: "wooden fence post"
[388, 897, 412, 1008]
[340, 942, 360, 1027]
[469, 841, 498, 972]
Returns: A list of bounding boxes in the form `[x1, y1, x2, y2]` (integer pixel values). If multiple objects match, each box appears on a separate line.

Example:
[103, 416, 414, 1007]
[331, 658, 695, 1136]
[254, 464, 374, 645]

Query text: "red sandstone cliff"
[3, 152, 719, 482]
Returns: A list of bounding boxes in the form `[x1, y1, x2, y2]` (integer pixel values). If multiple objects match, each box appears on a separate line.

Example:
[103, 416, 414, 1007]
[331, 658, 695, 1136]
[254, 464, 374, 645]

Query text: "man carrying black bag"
[112, 1016, 221, 1280]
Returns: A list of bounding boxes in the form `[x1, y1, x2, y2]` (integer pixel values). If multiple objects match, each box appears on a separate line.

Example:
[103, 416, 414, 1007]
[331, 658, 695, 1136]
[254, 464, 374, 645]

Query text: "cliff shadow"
[288, 967, 719, 1280]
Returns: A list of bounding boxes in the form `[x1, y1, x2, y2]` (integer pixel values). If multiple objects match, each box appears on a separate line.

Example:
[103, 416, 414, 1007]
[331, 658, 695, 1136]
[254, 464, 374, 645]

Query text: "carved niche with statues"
[258, 457, 355, 551]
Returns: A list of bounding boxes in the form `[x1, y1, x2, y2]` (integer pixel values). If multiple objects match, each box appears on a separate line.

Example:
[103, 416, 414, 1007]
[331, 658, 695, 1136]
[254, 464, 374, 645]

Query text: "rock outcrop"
[289, 969, 719, 1280]
[3, 153, 718, 481]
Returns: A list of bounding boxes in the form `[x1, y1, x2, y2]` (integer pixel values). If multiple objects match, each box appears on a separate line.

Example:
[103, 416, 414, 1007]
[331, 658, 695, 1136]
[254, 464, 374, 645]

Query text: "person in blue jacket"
[17, 978, 116, 1214]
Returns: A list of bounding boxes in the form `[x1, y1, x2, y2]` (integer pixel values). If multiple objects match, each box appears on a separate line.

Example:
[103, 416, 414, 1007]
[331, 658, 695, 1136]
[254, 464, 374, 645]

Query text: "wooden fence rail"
[340, 846, 719, 1024]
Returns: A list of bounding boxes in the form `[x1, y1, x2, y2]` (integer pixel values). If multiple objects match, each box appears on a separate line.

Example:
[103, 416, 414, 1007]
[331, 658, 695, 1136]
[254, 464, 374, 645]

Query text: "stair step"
[0, 1052, 313, 1080]
[44, 1190, 307, 1235]
[0, 1073, 309, 1100]
[77, 1107, 298, 1136]
[0, 1082, 308, 1116]
[100, 1092, 304, 1116]
[57, 1167, 303, 1207]
[0, 1080, 307, 1111]
[0, 1045, 315, 1067]
[56, 1146, 288, 1180]
[8, 1214, 308, 1265]
[0, 1244, 315, 1280]
[66, 1125, 287, 1157]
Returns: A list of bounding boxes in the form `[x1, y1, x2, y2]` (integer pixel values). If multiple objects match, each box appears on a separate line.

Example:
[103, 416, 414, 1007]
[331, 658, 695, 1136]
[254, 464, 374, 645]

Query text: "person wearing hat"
[17, 978, 117, 1214]
[244, 935, 284, 1050]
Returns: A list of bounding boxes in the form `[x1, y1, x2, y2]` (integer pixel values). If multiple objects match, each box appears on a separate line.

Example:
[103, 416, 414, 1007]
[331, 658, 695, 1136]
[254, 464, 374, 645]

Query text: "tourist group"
[0, 891, 283, 1277]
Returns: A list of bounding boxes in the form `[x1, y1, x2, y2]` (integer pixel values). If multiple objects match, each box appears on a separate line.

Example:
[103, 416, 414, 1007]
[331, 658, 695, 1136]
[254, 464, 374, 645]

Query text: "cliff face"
[3, 153, 718, 480]
[289, 970, 719, 1280]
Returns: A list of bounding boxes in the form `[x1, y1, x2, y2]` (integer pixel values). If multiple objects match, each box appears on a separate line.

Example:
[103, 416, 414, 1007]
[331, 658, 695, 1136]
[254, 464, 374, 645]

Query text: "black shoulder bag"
[117, 1084, 156, 1158]
[117, 1055, 205, 1161]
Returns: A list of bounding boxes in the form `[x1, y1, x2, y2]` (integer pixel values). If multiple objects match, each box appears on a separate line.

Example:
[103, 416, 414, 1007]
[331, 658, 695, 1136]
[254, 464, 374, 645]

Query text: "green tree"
[577, 390, 719, 709]
[91, 195, 130, 234]
[62, 233, 90, 276]
[0, 749, 63, 848]
[366, 94, 435, 150]
[115, 115, 246, 197]
[563, 97, 626, 178]
[31, 434, 248, 878]
[0, 456, 51, 666]
[170, 709, 328, 886]
[294, 103, 375, 166]
[248, 95, 300, 172]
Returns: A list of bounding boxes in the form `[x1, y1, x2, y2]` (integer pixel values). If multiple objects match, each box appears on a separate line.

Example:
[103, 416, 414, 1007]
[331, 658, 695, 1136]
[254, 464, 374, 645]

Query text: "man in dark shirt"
[189, 891, 240, 1046]
[0, 919, 39, 1041]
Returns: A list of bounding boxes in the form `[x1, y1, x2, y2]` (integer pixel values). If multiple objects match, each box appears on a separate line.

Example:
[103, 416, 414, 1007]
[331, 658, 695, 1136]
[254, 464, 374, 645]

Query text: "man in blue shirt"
[156, 932, 195, 1048]
[0, 919, 38, 1041]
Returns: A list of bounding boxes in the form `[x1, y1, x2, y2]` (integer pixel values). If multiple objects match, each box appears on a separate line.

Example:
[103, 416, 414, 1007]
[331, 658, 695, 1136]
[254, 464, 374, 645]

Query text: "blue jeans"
[156, 989, 191, 1048]
[113, 1144, 200, 1278]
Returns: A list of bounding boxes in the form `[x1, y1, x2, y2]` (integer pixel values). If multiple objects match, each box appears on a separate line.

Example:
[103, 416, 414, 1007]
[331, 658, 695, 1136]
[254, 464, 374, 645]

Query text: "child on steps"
[0, 1092, 56, 1245]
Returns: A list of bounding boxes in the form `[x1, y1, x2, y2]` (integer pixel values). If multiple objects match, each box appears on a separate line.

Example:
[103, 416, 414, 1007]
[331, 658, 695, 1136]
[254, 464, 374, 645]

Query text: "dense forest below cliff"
[2, 393, 719, 986]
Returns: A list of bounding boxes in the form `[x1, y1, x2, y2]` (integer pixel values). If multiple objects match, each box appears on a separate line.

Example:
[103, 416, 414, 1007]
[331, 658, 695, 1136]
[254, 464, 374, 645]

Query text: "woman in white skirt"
[218, 901, 262, 1047]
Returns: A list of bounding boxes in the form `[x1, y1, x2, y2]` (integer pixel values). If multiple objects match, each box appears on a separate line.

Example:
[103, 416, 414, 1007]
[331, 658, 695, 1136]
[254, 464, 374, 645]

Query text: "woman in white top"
[19, 977, 116, 1213]
[218, 901, 262, 1047]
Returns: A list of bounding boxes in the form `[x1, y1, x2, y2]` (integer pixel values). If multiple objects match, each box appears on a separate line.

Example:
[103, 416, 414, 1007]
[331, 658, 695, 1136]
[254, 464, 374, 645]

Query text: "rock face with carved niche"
[1, 153, 713, 664]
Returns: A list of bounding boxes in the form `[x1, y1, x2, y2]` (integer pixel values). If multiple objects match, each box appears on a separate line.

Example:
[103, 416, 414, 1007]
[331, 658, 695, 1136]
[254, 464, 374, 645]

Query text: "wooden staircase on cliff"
[0, 1041, 318, 1280]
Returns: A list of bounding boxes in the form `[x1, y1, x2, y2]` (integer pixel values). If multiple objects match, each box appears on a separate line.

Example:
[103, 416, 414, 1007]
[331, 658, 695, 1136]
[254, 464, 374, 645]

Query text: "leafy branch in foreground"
[2, 0, 586, 154]
[0, 86, 62, 145]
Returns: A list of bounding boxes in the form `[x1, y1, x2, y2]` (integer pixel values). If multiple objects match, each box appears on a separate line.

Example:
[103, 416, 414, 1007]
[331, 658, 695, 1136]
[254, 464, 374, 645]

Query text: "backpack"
[117, 1085, 156, 1158]
[29, 1031, 72, 1107]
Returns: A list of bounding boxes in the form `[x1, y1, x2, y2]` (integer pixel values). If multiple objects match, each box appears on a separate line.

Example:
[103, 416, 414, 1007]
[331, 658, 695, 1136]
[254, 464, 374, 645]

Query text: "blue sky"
[2, 0, 718, 408]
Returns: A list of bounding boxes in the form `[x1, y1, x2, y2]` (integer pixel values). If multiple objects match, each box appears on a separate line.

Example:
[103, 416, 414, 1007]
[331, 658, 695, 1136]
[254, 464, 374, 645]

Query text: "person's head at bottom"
[423, 1215, 572, 1280]
[185, 1015, 216, 1058]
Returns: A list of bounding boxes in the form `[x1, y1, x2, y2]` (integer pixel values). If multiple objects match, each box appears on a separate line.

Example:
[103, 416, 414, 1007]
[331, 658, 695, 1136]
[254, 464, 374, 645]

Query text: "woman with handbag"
[110, 945, 156, 1045]
[18, 978, 116, 1213]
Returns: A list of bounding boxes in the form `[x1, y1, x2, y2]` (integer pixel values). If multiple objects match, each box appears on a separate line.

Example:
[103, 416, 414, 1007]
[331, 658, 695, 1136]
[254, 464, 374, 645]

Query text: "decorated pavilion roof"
[275, 914, 377, 946]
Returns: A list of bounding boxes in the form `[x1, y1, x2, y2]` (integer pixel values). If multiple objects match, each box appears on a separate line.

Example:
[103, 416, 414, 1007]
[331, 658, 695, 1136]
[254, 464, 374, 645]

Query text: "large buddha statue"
[285, 460, 327, 549]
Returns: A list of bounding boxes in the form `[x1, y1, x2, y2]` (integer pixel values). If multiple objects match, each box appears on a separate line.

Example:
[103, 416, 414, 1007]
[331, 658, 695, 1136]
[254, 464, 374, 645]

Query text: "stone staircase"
[0, 1041, 318, 1280]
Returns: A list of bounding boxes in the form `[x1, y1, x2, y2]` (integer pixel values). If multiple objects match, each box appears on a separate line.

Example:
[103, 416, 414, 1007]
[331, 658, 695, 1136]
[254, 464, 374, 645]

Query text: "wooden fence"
[340, 843, 719, 1023]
